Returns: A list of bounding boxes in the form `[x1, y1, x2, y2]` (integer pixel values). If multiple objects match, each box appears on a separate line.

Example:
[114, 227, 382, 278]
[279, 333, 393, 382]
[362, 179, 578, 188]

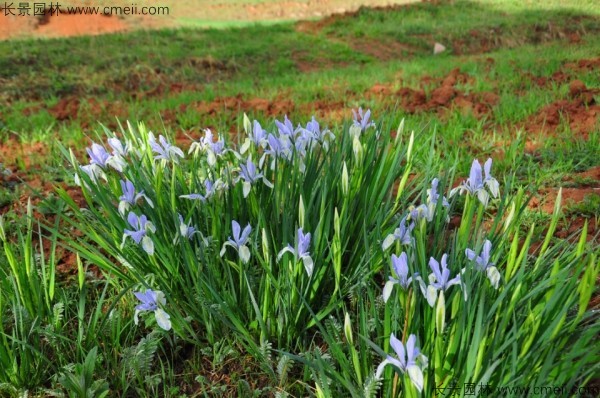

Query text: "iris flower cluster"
[378, 157, 502, 392]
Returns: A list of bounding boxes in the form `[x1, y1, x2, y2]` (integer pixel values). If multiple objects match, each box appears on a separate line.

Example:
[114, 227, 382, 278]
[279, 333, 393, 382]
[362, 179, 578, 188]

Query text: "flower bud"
[299, 195, 305, 230]
[436, 291, 446, 334]
[352, 136, 363, 164]
[341, 162, 349, 196]
[344, 312, 354, 345]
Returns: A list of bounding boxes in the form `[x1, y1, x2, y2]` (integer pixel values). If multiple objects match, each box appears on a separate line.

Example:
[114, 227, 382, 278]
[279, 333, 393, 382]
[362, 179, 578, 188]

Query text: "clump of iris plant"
[133, 289, 171, 331]
[376, 333, 428, 392]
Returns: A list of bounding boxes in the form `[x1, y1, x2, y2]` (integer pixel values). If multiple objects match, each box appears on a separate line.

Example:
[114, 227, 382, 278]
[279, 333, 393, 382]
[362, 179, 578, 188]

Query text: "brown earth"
[524, 79, 599, 140]
[36, 12, 127, 37]
[0, 1, 416, 41]
[0, 12, 128, 40]
[367, 68, 499, 117]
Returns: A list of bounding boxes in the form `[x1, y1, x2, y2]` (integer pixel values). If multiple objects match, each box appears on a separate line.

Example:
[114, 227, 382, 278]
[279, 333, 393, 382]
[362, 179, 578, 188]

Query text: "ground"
[0, 0, 599, 272]
[0, 0, 415, 40]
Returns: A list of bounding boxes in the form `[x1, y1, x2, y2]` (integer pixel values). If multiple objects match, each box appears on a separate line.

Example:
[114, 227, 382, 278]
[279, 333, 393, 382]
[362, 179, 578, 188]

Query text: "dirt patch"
[350, 37, 419, 60]
[520, 58, 600, 90]
[564, 57, 600, 73]
[524, 89, 599, 141]
[0, 14, 37, 40]
[521, 71, 570, 89]
[36, 12, 127, 37]
[161, 95, 349, 126]
[569, 166, 600, 185]
[369, 68, 498, 117]
[0, 140, 49, 170]
[451, 17, 599, 55]
[292, 50, 348, 73]
[0, 11, 128, 40]
[40, 96, 128, 126]
[528, 187, 599, 214]
[527, 185, 599, 247]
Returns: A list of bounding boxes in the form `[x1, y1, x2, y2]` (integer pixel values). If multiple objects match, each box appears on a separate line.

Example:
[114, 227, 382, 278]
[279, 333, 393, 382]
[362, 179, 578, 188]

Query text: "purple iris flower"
[382, 216, 414, 250]
[228, 220, 252, 248]
[352, 107, 375, 131]
[417, 254, 466, 307]
[210, 140, 225, 155]
[151, 134, 184, 163]
[134, 290, 160, 311]
[220, 220, 252, 263]
[118, 179, 153, 215]
[305, 116, 334, 150]
[252, 120, 268, 147]
[465, 240, 494, 271]
[305, 117, 320, 138]
[428, 178, 449, 208]
[239, 158, 263, 184]
[133, 289, 171, 331]
[261, 134, 292, 169]
[466, 240, 500, 289]
[266, 134, 289, 157]
[108, 137, 130, 157]
[177, 214, 197, 240]
[275, 115, 296, 137]
[76, 164, 105, 186]
[383, 252, 414, 302]
[375, 334, 427, 392]
[465, 159, 485, 194]
[452, 159, 498, 206]
[483, 158, 500, 198]
[87, 143, 111, 168]
[124, 213, 151, 244]
[180, 178, 221, 201]
[122, 212, 156, 255]
[428, 254, 461, 291]
[277, 228, 314, 276]
[237, 158, 273, 197]
[391, 253, 412, 289]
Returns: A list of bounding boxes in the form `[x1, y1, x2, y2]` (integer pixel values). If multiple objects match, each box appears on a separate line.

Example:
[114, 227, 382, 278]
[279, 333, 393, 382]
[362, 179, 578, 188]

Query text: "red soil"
[0, 12, 127, 40]
[36, 13, 127, 37]
[368, 68, 499, 117]
[525, 79, 599, 140]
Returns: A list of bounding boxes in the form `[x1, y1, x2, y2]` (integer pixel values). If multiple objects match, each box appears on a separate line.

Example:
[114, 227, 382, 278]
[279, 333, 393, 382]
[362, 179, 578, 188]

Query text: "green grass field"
[0, 0, 599, 396]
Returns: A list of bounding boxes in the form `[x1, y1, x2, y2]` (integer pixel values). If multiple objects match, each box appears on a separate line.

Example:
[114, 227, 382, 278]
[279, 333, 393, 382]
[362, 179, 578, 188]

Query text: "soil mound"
[36, 12, 127, 38]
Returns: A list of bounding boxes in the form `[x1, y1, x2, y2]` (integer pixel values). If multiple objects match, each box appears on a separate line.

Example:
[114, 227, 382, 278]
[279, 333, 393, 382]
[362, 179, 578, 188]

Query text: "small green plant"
[58, 347, 110, 398]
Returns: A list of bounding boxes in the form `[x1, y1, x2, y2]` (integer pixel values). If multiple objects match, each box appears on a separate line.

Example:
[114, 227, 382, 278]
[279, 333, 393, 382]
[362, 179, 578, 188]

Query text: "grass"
[0, 0, 599, 396]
